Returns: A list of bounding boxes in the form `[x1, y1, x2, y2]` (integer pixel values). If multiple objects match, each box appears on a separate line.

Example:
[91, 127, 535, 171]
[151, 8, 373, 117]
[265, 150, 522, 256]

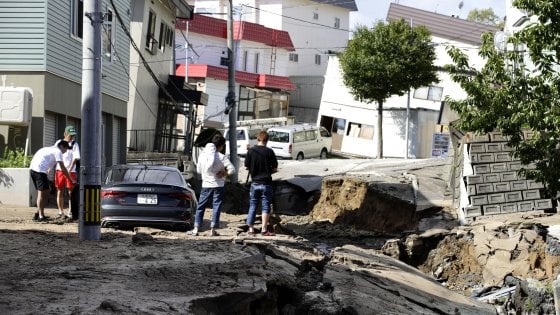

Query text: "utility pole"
[226, 0, 238, 183]
[404, 18, 412, 160]
[79, 0, 102, 240]
[405, 89, 410, 159]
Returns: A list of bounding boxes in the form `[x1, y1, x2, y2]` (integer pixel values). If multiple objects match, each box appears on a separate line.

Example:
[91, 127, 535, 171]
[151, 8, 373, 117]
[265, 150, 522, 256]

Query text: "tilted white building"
[317, 3, 498, 158]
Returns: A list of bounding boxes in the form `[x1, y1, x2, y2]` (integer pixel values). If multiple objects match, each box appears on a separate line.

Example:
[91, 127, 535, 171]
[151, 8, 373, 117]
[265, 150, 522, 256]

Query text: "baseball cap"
[65, 125, 77, 135]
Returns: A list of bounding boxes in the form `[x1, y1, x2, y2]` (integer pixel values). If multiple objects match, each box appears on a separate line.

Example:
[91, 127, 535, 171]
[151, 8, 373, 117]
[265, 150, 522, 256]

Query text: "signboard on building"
[431, 132, 450, 158]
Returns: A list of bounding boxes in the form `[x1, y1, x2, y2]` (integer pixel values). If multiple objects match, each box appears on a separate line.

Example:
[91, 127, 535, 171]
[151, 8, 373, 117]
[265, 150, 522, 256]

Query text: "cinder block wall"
[456, 131, 553, 223]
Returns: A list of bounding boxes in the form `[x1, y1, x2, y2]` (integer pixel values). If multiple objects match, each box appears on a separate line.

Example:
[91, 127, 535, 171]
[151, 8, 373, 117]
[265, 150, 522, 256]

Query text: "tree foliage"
[339, 20, 438, 158]
[467, 8, 503, 28]
[446, 0, 560, 195]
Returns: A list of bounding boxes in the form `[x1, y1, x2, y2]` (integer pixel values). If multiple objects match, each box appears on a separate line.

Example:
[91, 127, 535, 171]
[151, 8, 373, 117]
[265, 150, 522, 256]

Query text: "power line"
[102, 23, 157, 119]
[109, 0, 197, 125]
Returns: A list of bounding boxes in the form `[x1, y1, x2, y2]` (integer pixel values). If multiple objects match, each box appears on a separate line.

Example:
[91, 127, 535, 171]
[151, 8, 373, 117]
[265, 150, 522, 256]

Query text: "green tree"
[446, 0, 560, 194]
[339, 20, 438, 158]
[467, 8, 504, 28]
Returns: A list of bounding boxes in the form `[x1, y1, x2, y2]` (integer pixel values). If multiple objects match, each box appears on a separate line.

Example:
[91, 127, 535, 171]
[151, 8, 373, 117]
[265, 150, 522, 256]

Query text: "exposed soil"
[0, 205, 493, 314]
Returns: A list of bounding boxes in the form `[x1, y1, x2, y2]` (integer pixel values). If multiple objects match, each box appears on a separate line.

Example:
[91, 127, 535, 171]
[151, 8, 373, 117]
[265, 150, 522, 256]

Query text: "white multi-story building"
[176, 14, 296, 127]
[317, 3, 498, 158]
[184, 0, 357, 122]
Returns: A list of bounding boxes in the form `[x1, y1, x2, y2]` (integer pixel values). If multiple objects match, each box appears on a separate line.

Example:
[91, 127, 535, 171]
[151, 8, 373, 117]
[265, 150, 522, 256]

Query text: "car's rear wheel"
[296, 152, 304, 160]
[320, 148, 328, 159]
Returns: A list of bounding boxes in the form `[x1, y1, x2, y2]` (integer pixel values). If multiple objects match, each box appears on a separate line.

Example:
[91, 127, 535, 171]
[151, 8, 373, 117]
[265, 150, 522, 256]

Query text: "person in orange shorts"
[54, 126, 80, 218]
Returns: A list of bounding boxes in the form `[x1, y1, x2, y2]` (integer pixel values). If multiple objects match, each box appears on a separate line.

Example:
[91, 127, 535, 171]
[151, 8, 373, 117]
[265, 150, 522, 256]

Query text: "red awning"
[176, 64, 296, 91]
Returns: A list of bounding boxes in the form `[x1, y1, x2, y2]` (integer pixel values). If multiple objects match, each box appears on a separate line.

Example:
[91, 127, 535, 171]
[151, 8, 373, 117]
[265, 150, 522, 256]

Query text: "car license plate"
[137, 194, 158, 205]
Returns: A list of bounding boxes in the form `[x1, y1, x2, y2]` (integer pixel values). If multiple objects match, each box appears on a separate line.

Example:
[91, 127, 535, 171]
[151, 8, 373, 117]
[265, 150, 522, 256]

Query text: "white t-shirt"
[30, 147, 64, 173]
[196, 143, 236, 188]
[54, 140, 80, 172]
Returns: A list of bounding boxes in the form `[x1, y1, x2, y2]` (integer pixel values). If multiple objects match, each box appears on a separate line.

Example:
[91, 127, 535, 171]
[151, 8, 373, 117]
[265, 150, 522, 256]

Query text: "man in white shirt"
[188, 134, 235, 236]
[54, 126, 80, 218]
[29, 140, 75, 221]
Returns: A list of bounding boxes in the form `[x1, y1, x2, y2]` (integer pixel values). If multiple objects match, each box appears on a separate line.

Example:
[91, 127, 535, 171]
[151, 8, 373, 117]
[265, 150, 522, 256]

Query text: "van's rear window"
[268, 131, 289, 143]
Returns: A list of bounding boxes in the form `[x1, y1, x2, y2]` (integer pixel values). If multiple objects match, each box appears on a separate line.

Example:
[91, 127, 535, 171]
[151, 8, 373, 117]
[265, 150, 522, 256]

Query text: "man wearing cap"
[54, 126, 81, 219]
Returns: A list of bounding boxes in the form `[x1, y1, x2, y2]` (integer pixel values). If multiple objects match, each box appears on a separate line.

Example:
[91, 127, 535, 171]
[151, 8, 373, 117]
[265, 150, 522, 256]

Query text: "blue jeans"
[246, 183, 273, 226]
[194, 187, 225, 229]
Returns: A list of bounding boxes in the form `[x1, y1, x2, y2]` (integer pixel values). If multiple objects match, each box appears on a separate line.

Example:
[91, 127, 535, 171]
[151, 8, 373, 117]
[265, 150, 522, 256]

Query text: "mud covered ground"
[0, 205, 494, 315]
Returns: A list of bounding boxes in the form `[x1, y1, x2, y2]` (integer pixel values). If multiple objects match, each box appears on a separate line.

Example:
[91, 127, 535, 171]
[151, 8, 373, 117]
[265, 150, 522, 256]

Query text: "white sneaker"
[187, 228, 198, 236]
[66, 211, 72, 218]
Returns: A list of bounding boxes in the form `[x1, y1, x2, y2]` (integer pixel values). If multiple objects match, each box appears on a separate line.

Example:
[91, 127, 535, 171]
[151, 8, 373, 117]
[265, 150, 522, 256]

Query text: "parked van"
[224, 127, 261, 156]
[224, 117, 294, 156]
[266, 124, 332, 160]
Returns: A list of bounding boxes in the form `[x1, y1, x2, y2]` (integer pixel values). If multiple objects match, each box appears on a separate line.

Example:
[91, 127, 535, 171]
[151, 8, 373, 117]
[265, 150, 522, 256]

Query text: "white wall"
[177, 25, 290, 77]
[177, 33, 227, 66]
[0, 168, 37, 207]
[198, 79, 241, 126]
[282, 0, 350, 76]
[191, 0, 352, 77]
[317, 43, 477, 159]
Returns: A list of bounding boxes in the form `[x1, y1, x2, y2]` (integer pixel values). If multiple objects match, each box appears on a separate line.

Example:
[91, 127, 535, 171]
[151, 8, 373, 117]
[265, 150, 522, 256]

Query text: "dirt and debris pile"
[420, 215, 560, 296]
[310, 175, 418, 234]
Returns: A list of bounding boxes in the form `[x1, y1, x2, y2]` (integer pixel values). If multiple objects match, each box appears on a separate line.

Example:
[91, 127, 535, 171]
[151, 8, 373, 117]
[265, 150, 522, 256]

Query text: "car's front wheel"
[296, 152, 304, 160]
[320, 148, 328, 159]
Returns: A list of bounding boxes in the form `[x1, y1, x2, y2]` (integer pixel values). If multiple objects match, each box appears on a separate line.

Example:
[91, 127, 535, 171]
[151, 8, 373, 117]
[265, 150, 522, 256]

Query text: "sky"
[351, 0, 506, 29]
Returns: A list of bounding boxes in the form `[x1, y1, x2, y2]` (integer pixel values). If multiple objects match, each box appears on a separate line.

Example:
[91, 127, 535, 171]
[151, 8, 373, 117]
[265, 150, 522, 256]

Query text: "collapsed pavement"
[0, 227, 494, 314]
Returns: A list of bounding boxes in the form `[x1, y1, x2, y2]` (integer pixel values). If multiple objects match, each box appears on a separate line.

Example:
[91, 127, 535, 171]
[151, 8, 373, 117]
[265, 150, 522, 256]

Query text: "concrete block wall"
[459, 131, 553, 221]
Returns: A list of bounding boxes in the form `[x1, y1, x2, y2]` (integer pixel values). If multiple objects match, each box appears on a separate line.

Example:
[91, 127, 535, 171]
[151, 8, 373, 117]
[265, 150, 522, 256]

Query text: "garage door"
[43, 112, 57, 147]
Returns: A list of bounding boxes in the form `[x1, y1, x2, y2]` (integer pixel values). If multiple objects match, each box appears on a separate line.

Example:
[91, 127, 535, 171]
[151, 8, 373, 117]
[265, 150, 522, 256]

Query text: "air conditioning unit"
[0, 87, 33, 126]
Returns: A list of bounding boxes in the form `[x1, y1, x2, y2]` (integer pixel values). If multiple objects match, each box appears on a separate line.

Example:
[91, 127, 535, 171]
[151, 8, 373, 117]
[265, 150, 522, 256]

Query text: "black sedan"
[101, 165, 196, 231]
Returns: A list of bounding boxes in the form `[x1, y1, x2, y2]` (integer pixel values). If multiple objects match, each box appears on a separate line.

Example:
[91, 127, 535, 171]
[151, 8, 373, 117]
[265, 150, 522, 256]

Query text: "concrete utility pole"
[404, 18, 413, 160]
[79, 0, 102, 240]
[226, 0, 239, 183]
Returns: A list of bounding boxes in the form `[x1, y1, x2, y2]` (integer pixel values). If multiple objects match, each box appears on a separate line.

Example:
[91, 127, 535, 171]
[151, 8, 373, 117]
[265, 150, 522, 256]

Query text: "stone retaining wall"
[456, 131, 553, 223]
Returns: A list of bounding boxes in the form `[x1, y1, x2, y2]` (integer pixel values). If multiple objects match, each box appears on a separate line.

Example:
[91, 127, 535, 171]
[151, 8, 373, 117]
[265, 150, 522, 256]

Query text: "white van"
[224, 127, 261, 156]
[266, 124, 332, 160]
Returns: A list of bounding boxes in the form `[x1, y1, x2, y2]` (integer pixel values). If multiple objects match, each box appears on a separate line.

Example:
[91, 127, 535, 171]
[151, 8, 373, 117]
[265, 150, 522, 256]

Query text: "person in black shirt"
[245, 131, 278, 236]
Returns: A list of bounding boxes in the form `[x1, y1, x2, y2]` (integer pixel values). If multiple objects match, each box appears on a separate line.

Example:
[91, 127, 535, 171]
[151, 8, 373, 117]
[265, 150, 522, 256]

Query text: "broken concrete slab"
[327, 245, 495, 314]
[286, 175, 323, 193]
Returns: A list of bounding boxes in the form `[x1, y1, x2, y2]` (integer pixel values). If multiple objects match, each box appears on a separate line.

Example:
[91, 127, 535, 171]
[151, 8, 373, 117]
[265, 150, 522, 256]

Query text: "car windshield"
[105, 167, 184, 186]
[268, 130, 289, 143]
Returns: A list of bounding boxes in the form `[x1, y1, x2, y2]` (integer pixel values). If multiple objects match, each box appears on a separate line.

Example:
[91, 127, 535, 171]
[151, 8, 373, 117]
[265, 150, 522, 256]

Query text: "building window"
[220, 57, 229, 66]
[145, 10, 157, 54]
[241, 51, 248, 71]
[255, 52, 260, 73]
[102, 9, 115, 62]
[413, 86, 444, 101]
[166, 27, 173, 47]
[313, 12, 318, 20]
[289, 53, 298, 62]
[347, 122, 374, 140]
[159, 22, 171, 52]
[71, 0, 84, 39]
[314, 54, 321, 65]
[334, 17, 340, 29]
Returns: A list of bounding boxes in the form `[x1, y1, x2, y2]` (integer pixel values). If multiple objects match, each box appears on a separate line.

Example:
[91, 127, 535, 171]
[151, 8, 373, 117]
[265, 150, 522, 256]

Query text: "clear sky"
[351, 0, 506, 29]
